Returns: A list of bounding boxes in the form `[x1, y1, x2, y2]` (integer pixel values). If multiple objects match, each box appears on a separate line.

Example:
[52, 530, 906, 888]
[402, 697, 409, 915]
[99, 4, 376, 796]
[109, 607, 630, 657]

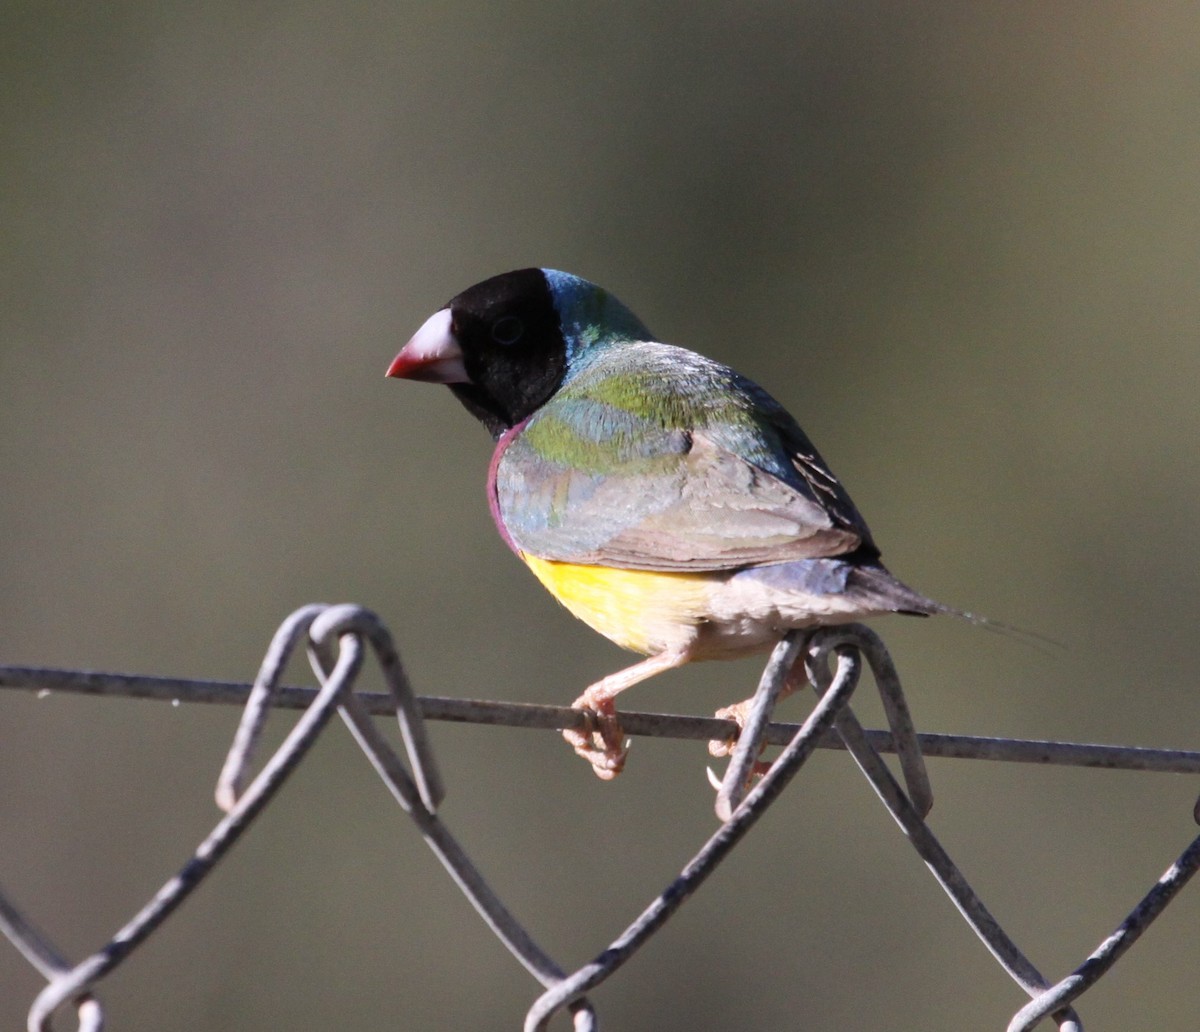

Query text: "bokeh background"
[3, 3, 1200, 1029]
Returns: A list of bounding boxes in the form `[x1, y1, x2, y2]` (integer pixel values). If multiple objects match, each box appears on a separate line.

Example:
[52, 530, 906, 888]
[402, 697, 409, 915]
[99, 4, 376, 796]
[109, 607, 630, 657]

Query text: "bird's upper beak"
[386, 308, 471, 383]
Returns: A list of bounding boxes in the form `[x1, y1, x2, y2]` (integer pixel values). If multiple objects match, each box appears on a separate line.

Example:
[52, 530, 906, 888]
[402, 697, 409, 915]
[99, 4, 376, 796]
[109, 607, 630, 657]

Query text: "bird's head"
[387, 268, 654, 437]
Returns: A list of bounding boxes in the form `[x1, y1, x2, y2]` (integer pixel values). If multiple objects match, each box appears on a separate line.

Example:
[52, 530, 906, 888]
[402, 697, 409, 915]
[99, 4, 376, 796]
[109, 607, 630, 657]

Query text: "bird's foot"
[560, 650, 692, 779]
[563, 692, 629, 780]
[707, 699, 773, 777]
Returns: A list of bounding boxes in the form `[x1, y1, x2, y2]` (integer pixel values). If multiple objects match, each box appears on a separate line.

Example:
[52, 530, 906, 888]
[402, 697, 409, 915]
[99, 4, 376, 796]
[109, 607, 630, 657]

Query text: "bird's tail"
[849, 563, 1056, 647]
[846, 563, 946, 618]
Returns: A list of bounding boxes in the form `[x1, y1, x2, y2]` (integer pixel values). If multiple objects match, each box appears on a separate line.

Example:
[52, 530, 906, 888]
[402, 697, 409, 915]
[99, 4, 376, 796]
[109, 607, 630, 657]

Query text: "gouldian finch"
[388, 269, 961, 778]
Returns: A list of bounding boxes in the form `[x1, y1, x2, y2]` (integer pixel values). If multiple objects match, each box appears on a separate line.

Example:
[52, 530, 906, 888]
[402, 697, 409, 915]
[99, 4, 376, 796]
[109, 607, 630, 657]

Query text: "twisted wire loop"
[523, 632, 864, 1032]
[714, 623, 932, 822]
[216, 604, 443, 815]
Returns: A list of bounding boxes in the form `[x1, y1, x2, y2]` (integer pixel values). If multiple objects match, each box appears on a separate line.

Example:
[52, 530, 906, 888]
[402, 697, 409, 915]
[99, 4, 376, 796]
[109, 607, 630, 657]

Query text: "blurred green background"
[3, 3, 1200, 1029]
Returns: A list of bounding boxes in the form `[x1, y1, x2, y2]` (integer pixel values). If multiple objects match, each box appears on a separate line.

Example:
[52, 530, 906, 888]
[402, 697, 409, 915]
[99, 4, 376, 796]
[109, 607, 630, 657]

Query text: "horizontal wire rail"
[3, 664, 1199, 775]
[4, 609, 1200, 1032]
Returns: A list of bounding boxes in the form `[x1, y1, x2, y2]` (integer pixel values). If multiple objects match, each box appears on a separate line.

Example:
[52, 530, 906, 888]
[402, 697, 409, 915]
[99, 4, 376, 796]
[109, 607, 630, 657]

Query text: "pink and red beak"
[386, 308, 471, 384]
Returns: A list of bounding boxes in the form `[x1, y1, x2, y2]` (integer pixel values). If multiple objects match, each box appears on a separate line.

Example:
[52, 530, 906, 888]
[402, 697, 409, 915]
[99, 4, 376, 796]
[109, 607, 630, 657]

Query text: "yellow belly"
[521, 555, 714, 656]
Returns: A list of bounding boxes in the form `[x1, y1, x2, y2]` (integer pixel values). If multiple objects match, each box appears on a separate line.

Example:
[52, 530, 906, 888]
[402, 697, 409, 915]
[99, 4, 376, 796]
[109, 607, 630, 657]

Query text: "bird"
[387, 268, 970, 779]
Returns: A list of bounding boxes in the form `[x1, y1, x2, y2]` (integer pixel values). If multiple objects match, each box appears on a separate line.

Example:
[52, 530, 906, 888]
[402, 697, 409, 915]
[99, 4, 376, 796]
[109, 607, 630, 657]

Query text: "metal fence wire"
[3, 603, 1200, 1031]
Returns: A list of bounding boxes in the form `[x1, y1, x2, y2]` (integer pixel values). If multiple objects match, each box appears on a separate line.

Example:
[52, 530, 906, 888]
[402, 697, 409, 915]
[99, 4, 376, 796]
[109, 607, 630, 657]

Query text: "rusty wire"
[3, 605, 1200, 1031]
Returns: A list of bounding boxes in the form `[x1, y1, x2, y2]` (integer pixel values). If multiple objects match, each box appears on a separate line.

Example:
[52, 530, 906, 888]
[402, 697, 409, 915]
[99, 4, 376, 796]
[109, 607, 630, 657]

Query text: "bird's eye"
[490, 316, 524, 346]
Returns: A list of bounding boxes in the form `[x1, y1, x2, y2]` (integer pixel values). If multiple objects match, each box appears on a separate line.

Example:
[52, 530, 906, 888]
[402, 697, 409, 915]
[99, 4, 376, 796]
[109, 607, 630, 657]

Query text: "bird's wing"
[491, 344, 874, 572]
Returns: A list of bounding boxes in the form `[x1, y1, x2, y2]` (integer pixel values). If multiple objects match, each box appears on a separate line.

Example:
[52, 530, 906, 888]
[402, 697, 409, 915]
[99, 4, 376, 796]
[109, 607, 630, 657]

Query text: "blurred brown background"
[3, 3, 1200, 1029]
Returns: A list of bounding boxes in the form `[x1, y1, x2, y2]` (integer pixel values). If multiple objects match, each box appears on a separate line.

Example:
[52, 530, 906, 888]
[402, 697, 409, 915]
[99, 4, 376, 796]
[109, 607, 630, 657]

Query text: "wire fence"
[3, 603, 1200, 1031]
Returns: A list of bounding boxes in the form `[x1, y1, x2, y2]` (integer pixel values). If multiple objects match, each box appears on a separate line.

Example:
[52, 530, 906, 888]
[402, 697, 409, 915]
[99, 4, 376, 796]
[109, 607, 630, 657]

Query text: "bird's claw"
[707, 698, 773, 788]
[563, 699, 629, 780]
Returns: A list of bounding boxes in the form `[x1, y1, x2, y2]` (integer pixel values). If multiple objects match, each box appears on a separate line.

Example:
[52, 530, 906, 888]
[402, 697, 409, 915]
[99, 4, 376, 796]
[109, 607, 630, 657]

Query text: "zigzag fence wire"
[3, 605, 1200, 1031]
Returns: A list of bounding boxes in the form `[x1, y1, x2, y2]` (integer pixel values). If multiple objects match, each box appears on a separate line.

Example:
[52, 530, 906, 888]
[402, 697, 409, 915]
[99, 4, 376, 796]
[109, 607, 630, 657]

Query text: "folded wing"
[492, 343, 877, 572]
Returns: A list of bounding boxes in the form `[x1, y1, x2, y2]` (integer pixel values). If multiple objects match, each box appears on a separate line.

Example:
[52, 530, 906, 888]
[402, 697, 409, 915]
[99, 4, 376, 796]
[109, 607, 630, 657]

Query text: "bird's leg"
[564, 648, 692, 780]
[707, 656, 811, 774]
